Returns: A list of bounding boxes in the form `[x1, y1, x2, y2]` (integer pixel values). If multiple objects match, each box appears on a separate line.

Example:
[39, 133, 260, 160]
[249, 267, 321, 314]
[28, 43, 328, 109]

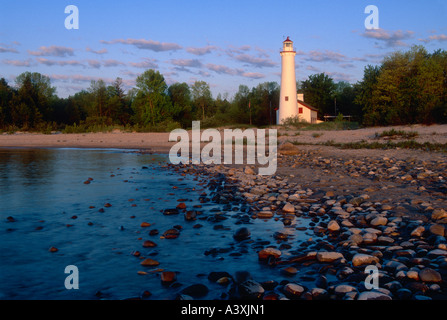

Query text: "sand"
[0, 124, 446, 155]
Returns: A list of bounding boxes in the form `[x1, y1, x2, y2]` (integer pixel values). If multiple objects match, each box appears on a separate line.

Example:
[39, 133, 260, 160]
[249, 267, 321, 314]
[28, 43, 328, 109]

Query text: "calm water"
[0, 148, 311, 300]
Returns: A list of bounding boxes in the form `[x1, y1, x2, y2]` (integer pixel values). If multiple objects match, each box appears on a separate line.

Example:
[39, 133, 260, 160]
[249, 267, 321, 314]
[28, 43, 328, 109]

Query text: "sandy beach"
[1, 124, 446, 152]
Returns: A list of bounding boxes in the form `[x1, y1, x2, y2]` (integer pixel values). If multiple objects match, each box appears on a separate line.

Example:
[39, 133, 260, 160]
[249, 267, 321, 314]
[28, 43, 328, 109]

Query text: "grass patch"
[374, 129, 419, 139]
[289, 139, 447, 152]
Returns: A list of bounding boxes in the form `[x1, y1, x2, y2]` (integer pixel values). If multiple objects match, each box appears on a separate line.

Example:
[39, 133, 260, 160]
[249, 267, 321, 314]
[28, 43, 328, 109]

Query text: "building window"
[285, 96, 289, 101]
[299, 107, 303, 114]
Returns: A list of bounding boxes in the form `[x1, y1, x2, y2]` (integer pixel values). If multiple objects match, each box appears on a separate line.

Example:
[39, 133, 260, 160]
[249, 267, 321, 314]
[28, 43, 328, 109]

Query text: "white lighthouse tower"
[277, 37, 298, 125]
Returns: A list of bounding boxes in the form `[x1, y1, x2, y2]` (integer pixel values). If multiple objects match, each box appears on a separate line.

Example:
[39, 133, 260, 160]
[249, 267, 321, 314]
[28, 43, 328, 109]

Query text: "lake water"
[0, 148, 311, 300]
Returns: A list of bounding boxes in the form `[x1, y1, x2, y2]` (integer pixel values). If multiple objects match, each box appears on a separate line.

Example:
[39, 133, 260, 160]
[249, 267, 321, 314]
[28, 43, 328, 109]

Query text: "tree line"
[0, 45, 446, 132]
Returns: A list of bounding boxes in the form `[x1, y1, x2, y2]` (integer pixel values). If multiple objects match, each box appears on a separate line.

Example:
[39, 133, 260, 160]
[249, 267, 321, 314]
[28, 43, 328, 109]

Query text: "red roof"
[284, 36, 292, 42]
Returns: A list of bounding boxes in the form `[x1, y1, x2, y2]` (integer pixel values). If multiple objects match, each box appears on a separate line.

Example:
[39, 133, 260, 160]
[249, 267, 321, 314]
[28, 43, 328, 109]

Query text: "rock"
[432, 208, 447, 220]
[284, 283, 305, 298]
[244, 166, 256, 175]
[184, 211, 197, 221]
[258, 248, 281, 260]
[257, 211, 274, 219]
[176, 202, 186, 210]
[181, 284, 209, 298]
[310, 288, 329, 300]
[327, 220, 340, 232]
[429, 224, 445, 237]
[282, 202, 295, 213]
[419, 268, 442, 283]
[161, 271, 177, 284]
[281, 267, 298, 276]
[140, 222, 151, 227]
[208, 271, 232, 282]
[358, 291, 392, 300]
[163, 208, 179, 215]
[239, 280, 265, 299]
[163, 229, 180, 239]
[6, 216, 15, 222]
[370, 216, 388, 227]
[348, 234, 363, 245]
[233, 227, 251, 241]
[352, 254, 379, 267]
[410, 226, 425, 237]
[427, 249, 447, 258]
[49, 247, 58, 252]
[362, 232, 378, 245]
[334, 284, 357, 295]
[140, 258, 160, 267]
[278, 142, 299, 155]
[316, 251, 344, 263]
[406, 270, 419, 281]
[142, 240, 157, 248]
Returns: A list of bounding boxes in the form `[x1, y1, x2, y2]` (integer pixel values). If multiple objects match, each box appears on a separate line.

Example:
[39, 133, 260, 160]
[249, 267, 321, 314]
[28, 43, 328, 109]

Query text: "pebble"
[233, 227, 251, 241]
[258, 248, 281, 260]
[238, 280, 265, 299]
[140, 258, 160, 267]
[160, 271, 177, 284]
[282, 202, 295, 213]
[352, 254, 379, 267]
[284, 283, 305, 298]
[316, 251, 344, 263]
[357, 291, 392, 300]
[327, 220, 340, 232]
[419, 268, 442, 283]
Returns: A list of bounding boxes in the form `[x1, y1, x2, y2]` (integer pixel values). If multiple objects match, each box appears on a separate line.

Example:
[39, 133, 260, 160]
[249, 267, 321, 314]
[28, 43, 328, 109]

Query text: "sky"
[1, 0, 447, 99]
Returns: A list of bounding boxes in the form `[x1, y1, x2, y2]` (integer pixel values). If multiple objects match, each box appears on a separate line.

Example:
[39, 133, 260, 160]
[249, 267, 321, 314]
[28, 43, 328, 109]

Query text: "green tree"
[191, 80, 213, 120]
[132, 69, 172, 126]
[0, 78, 14, 127]
[354, 65, 381, 126]
[12, 72, 56, 129]
[301, 73, 336, 117]
[168, 82, 192, 127]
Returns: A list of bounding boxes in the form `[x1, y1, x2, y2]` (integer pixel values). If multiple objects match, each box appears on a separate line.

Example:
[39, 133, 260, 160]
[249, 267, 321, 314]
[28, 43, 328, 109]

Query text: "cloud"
[232, 53, 277, 68]
[186, 45, 218, 55]
[103, 59, 126, 67]
[28, 45, 74, 57]
[361, 29, 414, 47]
[170, 59, 203, 68]
[226, 45, 251, 55]
[241, 72, 265, 79]
[206, 63, 242, 75]
[2, 58, 34, 67]
[36, 58, 83, 67]
[419, 33, 447, 44]
[128, 58, 158, 69]
[325, 71, 353, 82]
[101, 38, 182, 52]
[86, 47, 108, 55]
[87, 60, 101, 68]
[304, 50, 347, 63]
[0, 46, 18, 54]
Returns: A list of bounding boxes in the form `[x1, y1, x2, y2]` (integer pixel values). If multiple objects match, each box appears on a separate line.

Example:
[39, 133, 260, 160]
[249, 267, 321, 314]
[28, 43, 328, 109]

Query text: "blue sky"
[1, 0, 446, 98]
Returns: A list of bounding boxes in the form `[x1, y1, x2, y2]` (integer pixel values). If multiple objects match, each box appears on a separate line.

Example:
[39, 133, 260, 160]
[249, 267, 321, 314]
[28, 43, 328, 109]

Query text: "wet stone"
[233, 227, 251, 241]
[238, 280, 265, 299]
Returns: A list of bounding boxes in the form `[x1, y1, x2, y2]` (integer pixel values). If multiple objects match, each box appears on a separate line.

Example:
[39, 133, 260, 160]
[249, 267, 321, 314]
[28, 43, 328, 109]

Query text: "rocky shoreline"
[162, 145, 447, 300]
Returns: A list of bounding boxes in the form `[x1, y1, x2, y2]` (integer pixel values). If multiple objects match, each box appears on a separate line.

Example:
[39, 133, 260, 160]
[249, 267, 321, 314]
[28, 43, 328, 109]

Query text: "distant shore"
[0, 131, 175, 153]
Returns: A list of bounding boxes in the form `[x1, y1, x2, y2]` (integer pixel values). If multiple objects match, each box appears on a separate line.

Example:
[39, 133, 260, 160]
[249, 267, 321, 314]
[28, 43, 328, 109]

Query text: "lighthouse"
[277, 37, 298, 125]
